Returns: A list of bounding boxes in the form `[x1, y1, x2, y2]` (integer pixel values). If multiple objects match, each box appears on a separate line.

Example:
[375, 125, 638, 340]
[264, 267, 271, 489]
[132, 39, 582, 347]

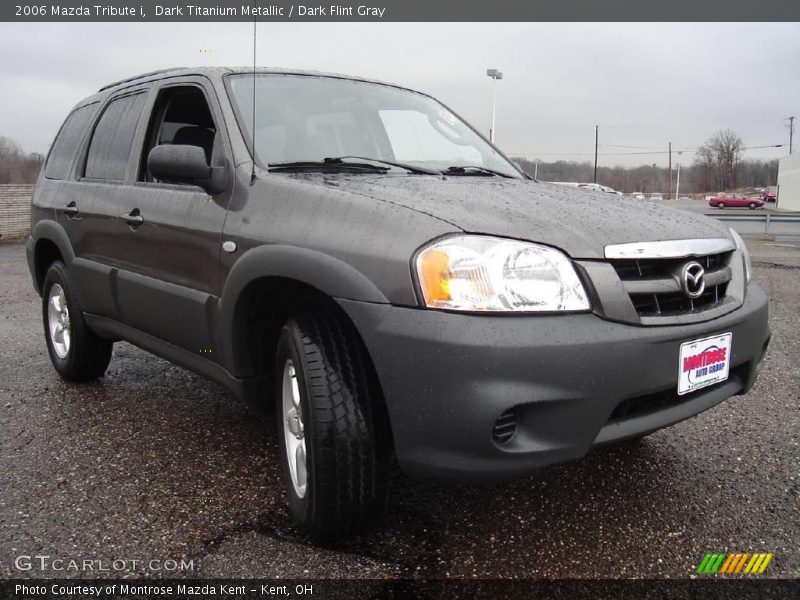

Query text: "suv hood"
[312, 175, 732, 259]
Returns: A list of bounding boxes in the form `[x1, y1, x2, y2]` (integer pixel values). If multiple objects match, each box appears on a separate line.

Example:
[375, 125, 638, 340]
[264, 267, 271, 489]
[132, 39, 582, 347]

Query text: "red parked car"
[708, 193, 764, 210]
[762, 186, 777, 202]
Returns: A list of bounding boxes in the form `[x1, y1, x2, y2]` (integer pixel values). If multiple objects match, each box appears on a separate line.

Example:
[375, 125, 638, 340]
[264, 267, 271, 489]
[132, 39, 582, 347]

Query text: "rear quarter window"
[84, 92, 147, 181]
[44, 103, 98, 180]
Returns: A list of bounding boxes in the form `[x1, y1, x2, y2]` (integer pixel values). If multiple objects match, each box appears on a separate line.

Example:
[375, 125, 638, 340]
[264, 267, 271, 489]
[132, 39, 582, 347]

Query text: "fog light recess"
[492, 408, 517, 445]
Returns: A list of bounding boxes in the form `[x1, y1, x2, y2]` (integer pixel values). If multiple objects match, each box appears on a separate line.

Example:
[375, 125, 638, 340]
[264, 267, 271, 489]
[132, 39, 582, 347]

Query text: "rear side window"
[44, 103, 97, 180]
[84, 92, 147, 181]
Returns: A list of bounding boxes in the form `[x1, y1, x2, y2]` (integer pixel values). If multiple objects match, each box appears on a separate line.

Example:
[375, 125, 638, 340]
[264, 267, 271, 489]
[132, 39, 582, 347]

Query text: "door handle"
[62, 202, 78, 216]
[123, 209, 144, 226]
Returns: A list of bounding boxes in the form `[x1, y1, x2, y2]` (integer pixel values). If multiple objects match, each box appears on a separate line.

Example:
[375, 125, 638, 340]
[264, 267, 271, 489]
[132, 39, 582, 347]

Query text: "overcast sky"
[1, 22, 798, 166]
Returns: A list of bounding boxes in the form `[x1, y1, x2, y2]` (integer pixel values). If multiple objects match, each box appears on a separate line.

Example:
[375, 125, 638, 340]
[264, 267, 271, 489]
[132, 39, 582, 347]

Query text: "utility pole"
[675, 152, 682, 200]
[593, 125, 598, 183]
[790, 116, 795, 154]
[668, 142, 672, 200]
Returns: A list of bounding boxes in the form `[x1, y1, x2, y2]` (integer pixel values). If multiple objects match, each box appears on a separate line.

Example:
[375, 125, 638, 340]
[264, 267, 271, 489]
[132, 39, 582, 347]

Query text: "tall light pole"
[668, 142, 672, 200]
[675, 152, 682, 200]
[486, 69, 503, 143]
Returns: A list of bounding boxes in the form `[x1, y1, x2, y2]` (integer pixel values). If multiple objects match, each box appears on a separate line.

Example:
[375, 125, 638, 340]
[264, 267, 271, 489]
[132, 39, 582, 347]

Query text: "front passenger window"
[140, 87, 217, 182]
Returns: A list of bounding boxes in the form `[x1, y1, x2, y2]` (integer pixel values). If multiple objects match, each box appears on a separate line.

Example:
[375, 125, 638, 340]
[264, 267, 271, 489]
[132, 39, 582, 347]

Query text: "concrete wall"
[777, 153, 800, 212]
[0, 184, 34, 240]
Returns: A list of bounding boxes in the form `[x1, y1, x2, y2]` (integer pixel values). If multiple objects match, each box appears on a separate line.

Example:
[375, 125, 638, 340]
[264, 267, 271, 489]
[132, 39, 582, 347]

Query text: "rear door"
[107, 78, 234, 356]
[39, 101, 99, 247]
[61, 90, 150, 320]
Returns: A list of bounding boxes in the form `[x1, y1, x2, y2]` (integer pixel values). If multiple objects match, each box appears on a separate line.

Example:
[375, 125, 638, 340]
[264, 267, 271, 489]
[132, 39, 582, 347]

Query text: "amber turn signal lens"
[418, 248, 452, 305]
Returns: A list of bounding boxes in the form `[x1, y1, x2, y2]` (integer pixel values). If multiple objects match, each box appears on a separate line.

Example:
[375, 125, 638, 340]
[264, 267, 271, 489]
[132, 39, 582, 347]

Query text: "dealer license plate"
[677, 333, 732, 396]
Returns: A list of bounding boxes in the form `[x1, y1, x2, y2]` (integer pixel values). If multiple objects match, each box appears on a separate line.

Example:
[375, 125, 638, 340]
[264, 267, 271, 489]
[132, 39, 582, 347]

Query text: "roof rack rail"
[98, 67, 187, 92]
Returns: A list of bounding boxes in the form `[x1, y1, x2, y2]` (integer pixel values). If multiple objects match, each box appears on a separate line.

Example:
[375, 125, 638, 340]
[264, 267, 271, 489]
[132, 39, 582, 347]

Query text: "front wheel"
[717, 203, 725, 209]
[749, 203, 757, 210]
[42, 261, 113, 381]
[274, 310, 388, 540]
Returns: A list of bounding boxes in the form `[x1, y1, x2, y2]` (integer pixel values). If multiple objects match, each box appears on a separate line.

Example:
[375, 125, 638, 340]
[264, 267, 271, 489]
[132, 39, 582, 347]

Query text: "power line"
[509, 144, 784, 158]
[600, 144, 664, 150]
[511, 150, 682, 157]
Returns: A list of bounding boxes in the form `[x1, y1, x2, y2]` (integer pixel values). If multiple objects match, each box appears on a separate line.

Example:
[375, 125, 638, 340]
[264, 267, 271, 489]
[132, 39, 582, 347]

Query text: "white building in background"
[777, 153, 800, 211]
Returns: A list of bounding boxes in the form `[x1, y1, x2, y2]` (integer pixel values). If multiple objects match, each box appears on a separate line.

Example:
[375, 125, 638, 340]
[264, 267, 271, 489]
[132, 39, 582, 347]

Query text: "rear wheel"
[274, 310, 388, 540]
[42, 261, 113, 381]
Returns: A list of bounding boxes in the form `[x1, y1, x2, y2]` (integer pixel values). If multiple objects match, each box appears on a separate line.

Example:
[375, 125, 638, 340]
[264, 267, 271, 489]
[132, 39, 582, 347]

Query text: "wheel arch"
[31, 220, 75, 295]
[218, 242, 390, 385]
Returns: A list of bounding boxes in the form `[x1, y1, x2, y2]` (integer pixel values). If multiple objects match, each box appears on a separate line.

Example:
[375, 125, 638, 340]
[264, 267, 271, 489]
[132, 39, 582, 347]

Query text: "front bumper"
[338, 284, 770, 482]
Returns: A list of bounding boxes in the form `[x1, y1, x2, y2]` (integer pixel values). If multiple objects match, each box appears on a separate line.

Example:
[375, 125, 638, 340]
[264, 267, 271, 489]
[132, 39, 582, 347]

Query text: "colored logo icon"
[696, 552, 774, 574]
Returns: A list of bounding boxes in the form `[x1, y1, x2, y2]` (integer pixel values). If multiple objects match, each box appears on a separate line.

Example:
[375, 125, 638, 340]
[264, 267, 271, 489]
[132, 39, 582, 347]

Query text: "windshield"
[226, 74, 521, 178]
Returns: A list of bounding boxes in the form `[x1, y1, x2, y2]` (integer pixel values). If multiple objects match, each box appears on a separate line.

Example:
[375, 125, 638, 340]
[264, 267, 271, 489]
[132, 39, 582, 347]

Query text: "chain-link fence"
[0, 184, 34, 240]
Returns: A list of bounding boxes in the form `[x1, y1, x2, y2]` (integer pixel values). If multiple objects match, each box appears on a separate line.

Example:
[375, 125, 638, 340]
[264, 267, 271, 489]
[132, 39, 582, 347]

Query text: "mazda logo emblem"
[682, 261, 706, 298]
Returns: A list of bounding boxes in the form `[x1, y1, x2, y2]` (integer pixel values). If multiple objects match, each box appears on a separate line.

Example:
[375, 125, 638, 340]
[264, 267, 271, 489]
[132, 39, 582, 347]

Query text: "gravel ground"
[0, 239, 797, 580]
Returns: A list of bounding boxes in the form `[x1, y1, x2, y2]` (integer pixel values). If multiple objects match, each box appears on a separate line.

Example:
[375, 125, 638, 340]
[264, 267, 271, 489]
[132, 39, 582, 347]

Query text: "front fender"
[217, 244, 389, 376]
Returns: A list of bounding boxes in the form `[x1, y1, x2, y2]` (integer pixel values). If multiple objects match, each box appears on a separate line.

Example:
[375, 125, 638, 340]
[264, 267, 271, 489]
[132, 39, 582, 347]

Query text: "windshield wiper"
[268, 160, 390, 173]
[324, 156, 439, 175]
[443, 165, 513, 178]
[268, 156, 439, 175]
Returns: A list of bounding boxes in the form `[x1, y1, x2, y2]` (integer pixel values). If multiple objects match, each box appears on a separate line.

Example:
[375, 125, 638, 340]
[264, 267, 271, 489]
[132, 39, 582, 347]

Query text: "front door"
[109, 80, 234, 357]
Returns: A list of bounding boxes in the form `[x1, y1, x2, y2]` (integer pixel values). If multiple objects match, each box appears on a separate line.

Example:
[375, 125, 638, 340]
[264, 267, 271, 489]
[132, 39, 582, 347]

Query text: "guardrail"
[707, 213, 800, 236]
[706, 213, 800, 236]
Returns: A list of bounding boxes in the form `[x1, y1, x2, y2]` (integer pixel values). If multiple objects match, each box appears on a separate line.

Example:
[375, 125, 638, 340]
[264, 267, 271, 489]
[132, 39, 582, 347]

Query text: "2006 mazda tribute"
[27, 67, 770, 540]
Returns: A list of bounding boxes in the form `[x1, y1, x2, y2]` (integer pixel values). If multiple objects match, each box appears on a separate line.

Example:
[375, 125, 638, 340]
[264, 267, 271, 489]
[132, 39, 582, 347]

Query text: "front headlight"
[729, 228, 752, 283]
[415, 235, 590, 312]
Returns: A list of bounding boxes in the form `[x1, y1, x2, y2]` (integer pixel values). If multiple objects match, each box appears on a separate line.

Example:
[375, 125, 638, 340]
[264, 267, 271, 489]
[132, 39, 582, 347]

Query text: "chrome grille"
[610, 252, 733, 317]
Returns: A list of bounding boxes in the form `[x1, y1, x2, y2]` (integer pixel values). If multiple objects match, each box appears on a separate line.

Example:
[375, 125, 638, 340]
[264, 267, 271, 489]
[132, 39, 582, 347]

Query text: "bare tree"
[0, 135, 43, 184]
[693, 130, 744, 192]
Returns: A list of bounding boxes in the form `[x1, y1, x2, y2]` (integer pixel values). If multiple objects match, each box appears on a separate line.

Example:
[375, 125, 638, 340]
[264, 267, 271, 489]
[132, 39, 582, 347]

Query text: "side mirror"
[147, 144, 227, 195]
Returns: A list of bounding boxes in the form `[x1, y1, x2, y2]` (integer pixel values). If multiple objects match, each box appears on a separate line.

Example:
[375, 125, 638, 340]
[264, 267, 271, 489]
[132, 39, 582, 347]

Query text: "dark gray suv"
[27, 67, 770, 540]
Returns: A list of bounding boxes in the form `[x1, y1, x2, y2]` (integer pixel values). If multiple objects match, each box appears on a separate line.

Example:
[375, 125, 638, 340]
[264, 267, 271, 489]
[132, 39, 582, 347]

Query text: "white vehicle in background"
[630, 192, 646, 200]
[649, 192, 664, 201]
[548, 182, 623, 196]
[548, 181, 581, 188]
[577, 183, 623, 195]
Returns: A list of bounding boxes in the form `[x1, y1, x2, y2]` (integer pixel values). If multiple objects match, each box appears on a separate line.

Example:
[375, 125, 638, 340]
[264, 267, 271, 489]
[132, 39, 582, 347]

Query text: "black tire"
[274, 310, 388, 540]
[717, 203, 725, 209]
[749, 203, 757, 210]
[42, 261, 113, 381]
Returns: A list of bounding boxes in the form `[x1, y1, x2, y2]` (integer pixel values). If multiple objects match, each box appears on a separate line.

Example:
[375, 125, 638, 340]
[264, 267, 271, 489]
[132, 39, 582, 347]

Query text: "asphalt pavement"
[0, 239, 797, 580]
